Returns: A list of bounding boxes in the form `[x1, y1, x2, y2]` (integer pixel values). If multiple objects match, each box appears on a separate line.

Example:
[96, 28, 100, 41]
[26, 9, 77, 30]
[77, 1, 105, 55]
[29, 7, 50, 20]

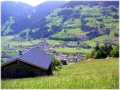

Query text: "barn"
[1, 47, 53, 79]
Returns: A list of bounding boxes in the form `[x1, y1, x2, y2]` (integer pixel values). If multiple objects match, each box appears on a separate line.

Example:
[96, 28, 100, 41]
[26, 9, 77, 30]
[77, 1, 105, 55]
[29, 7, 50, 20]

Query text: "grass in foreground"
[1, 58, 119, 89]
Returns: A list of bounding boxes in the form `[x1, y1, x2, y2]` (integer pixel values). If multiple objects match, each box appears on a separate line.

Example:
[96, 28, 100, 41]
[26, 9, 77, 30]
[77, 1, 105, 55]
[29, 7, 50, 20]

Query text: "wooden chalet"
[2, 47, 53, 79]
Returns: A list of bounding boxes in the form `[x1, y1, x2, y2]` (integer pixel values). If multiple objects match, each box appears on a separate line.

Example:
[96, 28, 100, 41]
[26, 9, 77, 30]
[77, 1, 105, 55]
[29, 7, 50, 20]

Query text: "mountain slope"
[30, 1, 67, 21]
[1, 1, 33, 35]
[26, 1, 119, 42]
[1, 1, 67, 36]
[1, 1, 33, 25]
[1, 1, 119, 44]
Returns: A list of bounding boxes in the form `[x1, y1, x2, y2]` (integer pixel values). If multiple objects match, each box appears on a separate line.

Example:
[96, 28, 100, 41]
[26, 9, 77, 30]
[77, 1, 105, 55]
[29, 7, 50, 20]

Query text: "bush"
[85, 53, 90, 59]
[94, 50, 102, 59]
[51, 56, 62, 71]
[110, 45, 119, 57]
[96, 17, 103, 22]
[85, 43, 115, 59]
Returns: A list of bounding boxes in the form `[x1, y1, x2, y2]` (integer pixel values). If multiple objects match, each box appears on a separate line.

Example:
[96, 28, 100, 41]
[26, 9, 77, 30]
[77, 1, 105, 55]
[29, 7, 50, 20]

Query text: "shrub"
[85, 53, 90, 59]
[51, 56, 62, 71]
[94, 50, 102, 59]
[110, 45, 119, 57]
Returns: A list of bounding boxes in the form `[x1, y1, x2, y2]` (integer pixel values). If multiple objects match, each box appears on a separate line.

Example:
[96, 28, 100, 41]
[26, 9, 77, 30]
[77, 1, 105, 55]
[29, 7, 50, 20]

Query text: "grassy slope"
[53, 47, 93, 54]
[1, 58, 119, 89]
[2, 16, 15, 35]
[1, 36, 41, 50]
[46, 4, 119, 46]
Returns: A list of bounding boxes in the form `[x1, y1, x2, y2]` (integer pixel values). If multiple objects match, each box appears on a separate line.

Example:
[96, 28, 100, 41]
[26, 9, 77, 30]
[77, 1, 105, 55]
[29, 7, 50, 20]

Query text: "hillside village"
[2, 37, 85, 65]
[2, 34, 118, 65]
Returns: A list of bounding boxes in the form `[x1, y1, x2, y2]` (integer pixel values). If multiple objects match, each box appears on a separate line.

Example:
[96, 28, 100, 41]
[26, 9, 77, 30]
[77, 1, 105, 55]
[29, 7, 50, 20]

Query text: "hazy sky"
[1, 0, 70, 6]
[1, 0, 115, 6]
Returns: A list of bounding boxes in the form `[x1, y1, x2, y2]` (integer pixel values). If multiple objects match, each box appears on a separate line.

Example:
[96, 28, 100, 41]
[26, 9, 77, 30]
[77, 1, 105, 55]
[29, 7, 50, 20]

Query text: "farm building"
[1, 47, 53, 79]
[57, 54, 68, 65]
[61, 59, 67, 65]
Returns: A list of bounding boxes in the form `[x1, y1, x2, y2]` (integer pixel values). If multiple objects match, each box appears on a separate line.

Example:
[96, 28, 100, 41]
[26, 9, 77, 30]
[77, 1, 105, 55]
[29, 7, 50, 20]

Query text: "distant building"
[57, 54, 68, 65]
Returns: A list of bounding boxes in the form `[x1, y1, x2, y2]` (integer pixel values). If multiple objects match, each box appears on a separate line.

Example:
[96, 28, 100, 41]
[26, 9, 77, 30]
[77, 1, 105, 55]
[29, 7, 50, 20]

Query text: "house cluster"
[66, 42, 77, 47]
[53, 42, 91, 49]
[67, 33, 76, 37]
[52, 52, 84, 65]
[56, 53, 68, 65]
[11, 35, 22, 41]
[35, 39, 85, 64]
[67, 34, 88, 41]
[53, 43, 66, 48]
[38, 39, 53, 52]
[103, 39, 118, 44]
[1, 51, 11, 58]
[4, 44, 32, 51]
[76, 35, 88, 41]
[44, 43, 53, 52]
[3, 38, 86, 66]
[5, 45, 15, 50]
[79, 44, 91, 49]
[68, 54, 84, 62]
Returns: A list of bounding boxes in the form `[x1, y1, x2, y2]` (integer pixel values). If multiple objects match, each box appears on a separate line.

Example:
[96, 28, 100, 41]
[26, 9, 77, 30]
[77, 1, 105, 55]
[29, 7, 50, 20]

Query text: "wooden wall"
[2, 60, 52, 78]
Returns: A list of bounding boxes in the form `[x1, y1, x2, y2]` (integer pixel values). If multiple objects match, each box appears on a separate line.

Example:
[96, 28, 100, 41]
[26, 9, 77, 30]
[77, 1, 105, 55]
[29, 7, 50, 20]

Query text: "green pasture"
[53, 47, 93, 54]
[1, 36, 41, 47]
[46, 40, 64, 45]
[1, 58, 119, 89]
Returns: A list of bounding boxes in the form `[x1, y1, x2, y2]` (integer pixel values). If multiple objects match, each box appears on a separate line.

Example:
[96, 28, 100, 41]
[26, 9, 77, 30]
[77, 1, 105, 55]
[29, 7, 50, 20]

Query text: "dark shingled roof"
[2, 47, 53, 70]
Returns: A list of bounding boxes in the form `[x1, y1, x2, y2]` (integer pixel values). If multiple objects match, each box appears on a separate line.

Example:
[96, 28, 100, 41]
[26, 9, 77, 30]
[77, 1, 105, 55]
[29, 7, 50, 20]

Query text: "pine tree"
[110, 45, 119, 57]
[104, 43, 108, 51]
[94, 43, 100, 51]
[94, 50, 102, 59]
[77, 41, 80, 45]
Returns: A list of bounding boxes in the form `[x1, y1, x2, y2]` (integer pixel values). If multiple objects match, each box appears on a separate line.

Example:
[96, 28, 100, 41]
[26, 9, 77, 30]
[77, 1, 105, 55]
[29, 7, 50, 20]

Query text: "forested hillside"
[45, 1, 119, 41]
[1, 1, 119, 43]
[1, 1, 67, 36]
[1, 1, 33, 35]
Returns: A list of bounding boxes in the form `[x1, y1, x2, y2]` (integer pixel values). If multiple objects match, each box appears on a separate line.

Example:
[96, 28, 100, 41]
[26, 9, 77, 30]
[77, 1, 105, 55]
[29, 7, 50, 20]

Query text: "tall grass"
[1, 58, 119, 89]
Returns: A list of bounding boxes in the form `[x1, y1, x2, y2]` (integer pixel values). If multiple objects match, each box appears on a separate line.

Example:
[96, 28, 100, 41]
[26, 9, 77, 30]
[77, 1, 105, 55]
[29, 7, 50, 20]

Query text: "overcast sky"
[1, 0, 70, 6]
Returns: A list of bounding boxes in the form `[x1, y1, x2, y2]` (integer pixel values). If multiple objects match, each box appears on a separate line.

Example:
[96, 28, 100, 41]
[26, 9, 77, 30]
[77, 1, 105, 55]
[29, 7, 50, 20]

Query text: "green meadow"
[1, 36, 41, 47]
[53, 47, 93, 54]
[1, 58, 119, 89]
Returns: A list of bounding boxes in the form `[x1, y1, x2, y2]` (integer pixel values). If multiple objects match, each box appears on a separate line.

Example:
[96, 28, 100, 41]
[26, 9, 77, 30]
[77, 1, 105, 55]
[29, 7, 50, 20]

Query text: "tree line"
[85, 43, 119, 59]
